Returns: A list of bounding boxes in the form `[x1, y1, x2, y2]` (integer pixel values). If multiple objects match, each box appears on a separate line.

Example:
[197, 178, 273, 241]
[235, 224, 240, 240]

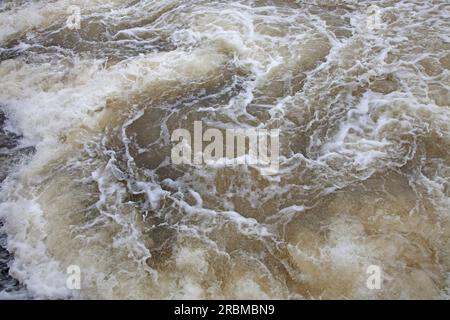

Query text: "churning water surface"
[0, 0, 449, 299]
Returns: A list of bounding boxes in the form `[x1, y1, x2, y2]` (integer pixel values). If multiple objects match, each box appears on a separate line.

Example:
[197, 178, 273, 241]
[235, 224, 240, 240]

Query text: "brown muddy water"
[0, 0, 449, 299]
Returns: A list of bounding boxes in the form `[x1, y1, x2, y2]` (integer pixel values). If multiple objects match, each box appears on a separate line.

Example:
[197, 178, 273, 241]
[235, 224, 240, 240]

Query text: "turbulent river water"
[0, 0, 449, 299]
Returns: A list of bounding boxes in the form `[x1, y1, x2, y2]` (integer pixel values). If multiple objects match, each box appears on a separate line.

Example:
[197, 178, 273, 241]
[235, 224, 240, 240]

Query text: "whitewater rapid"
[0, 0, 449, 299]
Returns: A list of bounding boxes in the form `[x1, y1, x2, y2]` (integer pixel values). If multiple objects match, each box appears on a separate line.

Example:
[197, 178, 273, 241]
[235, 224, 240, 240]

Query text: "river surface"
[0, 0, 449, 299]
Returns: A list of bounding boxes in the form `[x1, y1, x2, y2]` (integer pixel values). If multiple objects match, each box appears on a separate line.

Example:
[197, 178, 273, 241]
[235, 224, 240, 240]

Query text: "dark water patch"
[0, 223, 23, 295]
[0, 45, 26, 63]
